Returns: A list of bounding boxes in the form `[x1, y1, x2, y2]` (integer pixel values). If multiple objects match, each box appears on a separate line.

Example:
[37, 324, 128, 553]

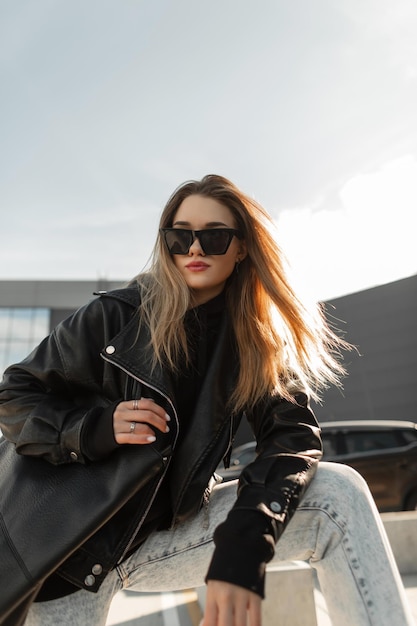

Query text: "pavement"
[105, 588, 203, 626]
[104, 574, 417, 625]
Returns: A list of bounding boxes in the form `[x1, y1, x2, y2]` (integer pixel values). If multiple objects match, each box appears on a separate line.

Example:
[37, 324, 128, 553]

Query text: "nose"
[188, 234, 205, 255]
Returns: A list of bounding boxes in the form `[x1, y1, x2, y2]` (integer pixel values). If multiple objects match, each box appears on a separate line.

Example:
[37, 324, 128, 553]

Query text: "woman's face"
[170, 194, 246, 305]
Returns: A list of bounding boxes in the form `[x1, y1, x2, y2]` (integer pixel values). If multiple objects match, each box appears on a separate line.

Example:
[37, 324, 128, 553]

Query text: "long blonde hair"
[134, 174, 350, 412]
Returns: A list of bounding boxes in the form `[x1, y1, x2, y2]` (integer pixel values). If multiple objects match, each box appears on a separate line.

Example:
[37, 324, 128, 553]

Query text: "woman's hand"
[113, 398, 170, 444]
[201, 581, 262, 626]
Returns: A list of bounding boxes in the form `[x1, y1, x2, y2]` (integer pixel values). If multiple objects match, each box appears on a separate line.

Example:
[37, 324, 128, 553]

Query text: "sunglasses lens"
[164, 230, 193, 254]
[199, 230, 232, 254]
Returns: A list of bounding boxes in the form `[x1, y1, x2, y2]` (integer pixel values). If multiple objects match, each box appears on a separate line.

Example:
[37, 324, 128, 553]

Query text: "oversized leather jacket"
[0, 286, 322, 598]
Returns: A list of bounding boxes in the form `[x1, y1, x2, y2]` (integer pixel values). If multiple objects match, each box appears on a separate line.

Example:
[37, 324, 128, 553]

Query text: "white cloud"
[276, 155, 417, 302]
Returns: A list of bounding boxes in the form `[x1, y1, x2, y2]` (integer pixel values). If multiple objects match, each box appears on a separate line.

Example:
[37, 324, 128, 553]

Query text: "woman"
[0, 175, 413, 626]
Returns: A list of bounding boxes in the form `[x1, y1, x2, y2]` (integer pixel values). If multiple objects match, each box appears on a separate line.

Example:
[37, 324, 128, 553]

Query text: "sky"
[1, 0, 416, 302]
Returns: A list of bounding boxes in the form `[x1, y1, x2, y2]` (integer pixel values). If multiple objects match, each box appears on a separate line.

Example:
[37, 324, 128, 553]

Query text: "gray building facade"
[312, 274, 417, 424]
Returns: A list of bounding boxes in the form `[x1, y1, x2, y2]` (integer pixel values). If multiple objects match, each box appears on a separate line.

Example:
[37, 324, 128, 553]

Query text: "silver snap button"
[84, 574, 96, 587]
[69, 451, 78, 462]
[270, 501, 282, 513]
[105, 345, 116, 354]
[92, 563, 103, 575]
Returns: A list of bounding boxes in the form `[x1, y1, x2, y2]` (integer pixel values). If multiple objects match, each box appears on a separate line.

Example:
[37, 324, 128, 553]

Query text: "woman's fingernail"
[165, 426, 170, 433]
[146, 436, 156, 442]
[165, 413, 171, 421]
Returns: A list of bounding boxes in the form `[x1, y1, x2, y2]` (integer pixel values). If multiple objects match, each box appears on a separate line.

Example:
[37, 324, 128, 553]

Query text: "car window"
[400, 429, 417, 445]
[343, 430, 403, 454]
[321, 432, 338, 456]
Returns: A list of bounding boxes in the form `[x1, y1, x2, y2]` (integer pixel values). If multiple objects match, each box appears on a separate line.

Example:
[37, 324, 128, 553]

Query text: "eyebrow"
[172, 221, 231, 228]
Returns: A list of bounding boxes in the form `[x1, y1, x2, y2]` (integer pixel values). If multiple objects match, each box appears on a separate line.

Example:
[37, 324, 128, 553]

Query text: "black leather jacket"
[0, 286, 322, 598]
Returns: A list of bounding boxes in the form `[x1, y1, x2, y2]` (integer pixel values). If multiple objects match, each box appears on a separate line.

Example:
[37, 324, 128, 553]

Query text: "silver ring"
[130, 421, 136, 433]
[132, 399, 139, 410]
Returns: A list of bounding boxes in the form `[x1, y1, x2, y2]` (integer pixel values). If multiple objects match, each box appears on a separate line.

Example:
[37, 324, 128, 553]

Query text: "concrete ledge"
[264, 561, 318, 625]
[382, 511, 417, 575]
[196, 561, 317, 626]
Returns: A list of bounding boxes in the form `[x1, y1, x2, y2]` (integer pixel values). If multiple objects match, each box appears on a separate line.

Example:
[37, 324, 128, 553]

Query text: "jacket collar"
[100, 286, 231, 405]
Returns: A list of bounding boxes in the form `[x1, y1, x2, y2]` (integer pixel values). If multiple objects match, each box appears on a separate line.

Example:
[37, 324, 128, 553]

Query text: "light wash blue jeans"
[25, 463, 414, 625]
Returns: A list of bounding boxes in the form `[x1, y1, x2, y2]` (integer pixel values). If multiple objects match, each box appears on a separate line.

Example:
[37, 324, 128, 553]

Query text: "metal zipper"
[117, 457, 170, 563]
[101, 353, 179, 564]
[223, 413, 235, 468]
[202, 486, 211, 530]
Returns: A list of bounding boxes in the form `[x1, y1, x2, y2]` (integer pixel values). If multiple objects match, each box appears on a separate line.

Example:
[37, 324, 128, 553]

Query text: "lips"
[185, 262, 209, 271]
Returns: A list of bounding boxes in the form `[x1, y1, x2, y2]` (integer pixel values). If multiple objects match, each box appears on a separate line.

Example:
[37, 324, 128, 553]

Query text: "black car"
[216, 420, 417, 512]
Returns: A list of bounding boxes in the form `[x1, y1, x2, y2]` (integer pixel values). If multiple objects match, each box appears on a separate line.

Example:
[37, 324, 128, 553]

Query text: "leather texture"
[0, 435, 164, 622]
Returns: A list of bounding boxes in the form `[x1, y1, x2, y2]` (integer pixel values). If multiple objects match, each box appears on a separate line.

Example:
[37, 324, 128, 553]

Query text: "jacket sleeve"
[206, 391, 322, 596]
[0, 296, 123, 465]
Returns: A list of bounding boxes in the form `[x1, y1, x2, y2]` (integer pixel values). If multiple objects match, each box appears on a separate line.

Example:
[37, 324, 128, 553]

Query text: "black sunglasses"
[160, 228, 243, 255]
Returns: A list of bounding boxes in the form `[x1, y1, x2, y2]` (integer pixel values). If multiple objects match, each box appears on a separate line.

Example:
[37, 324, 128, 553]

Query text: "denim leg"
[272, 462, 414, 626]
[118, 480, 236, 591]
[24, 570, 121, 626]
[120, 463, 414, 626]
